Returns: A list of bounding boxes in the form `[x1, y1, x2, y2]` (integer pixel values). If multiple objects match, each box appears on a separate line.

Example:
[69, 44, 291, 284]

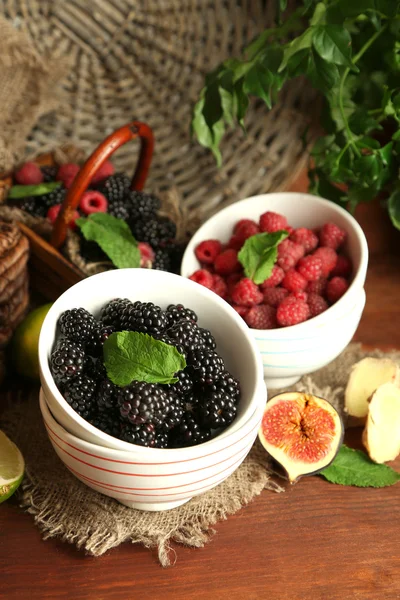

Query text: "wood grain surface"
[1, 174, 400, 600]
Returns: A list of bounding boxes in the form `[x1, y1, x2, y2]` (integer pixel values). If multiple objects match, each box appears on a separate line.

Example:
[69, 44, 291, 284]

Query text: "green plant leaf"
[320, 445, 400, 487]
[76, 212, 140, 269]
[8, 182, 62, 199]
[103, 331, 186, 387]
[279, 27, 314, 72]
[311, 134, 336, 156]
[310, 2, 326, 26]
[244, 63, 273, 109]
[388, 188, 400, 230]
[279, 0, 288, 11]
[233, 79, 249, 128]
[307, 49, 339, 92]
[311, 169, 346, 204]
[238, 231, 288, 284]
[312, 25, 354, 69]
[245, 29, 277, 60]
[353, 154, 382, 183]
[348, 109, 382, 135]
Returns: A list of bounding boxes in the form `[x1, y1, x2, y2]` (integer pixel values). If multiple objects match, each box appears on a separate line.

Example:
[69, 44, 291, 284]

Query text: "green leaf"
[279, 0, 288, 11]
[8, 181, 62, 199]
[103, 331, 186, 387]
[311, 169, 346, 204]
[244, 63, 273, 109]
[259, 47, 284, 75]
[348, 109, 382, 135]
[312, 25, 354, 69]
[279, 28, 314, 72]
[311, 134, 336, 156]
[388, 188, 400, 230]
[353, 154, 382, 183]
[320, 445, 400, 487]
[245, 28, 277, 60]
[392, 128, 400, 141]
[326, 0, 376, 23]
[307, 49, 339, 92]
[233, 79, 249, 128]
[310, 2, 326, 26]
[238, 231, 289, 284]
[378, 141, 393, 167]
[76, 212, 140, 269]
[192, 96, 225, 165]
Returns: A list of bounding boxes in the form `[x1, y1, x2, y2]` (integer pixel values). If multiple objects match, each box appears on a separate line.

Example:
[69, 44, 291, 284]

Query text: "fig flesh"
[362, 382, 400, 464]
[258, 392, 344, 483]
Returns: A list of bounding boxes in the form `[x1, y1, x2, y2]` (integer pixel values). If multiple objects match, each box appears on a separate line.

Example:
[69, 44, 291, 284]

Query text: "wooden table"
[1, 178, 400, 600]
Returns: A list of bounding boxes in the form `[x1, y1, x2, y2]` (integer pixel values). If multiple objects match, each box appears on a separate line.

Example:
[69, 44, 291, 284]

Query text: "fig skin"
[258, 391, 344, 483]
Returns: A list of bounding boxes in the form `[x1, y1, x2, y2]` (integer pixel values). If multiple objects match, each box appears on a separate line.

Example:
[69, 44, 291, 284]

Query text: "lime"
[11, 303, 52, 380]
[0, 431, 24, 504]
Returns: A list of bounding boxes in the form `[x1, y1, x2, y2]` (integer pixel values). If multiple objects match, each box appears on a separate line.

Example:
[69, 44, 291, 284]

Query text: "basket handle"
[50, 121, 154, 248]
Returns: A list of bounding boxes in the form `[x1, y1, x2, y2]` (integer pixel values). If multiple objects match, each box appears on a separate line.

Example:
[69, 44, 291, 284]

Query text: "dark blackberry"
[126, 190, 161, 221]
[59, 308, 97, 345]
[120, 301, 167, 336]
[84, 357, 106, 381]
[188, 348, 225, 384]
[166, 321, 205, 354]
[86, 325, 115, 357]
[152, 248, 171, 272]
[199, 327, 216, 350]
[117, 381, 170, 426]
[154, 333, 186, 358]
[96, 379, 119, 412]
[165, 304, 198, 328]
[159, 395, 184, 431]
[119, 422, 156, 447]
[79, 236, 109, 263]
[154, 430, 169, 448]
[95, 173, 130, 203]
[204, 370, 241, 402]
[50, 339, 85, 383]
[167, 369, 193, 397]
[165, 241, 186, 274]
[41, 165, 58, 182]
[198, 389, 238, 429]
[39, 186, 66, 209]
[63, 374, 97, 419]
[107, 198, 130, 221]
[172, 412, 212, 447]
[100, 298, 133, 329]
[130, 216, 176, 248]
[18, 197, 47, 217]
[88, 410, 121, 438]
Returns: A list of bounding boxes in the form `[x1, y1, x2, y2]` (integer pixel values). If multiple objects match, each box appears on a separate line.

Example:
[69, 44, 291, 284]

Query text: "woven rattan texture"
[0, 1, 317, 218]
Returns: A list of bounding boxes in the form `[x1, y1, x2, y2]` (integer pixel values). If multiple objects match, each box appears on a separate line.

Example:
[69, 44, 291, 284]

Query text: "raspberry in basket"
[57, 163, 80, 189]
[47, 204, 80, 230]
[15, 162, 43, 185]
[319, 222, 346, 250]
[231, 278, 263, 307]
[90, 159, 115, 185]
[195, 240, 222, 264]
[79, 191, 108, 215]
[259, 211, 288, 233]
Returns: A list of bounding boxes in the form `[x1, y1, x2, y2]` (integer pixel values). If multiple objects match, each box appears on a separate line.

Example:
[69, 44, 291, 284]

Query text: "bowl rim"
[180, 192, 369, 336]
[38, 268, 265, 455]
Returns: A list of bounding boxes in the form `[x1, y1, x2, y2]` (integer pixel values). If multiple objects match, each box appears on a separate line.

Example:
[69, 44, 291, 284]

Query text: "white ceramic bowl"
[181, 192, 368, 389]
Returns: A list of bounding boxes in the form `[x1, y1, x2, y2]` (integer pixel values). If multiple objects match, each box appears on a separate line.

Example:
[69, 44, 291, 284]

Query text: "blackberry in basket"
[95, 173, 130, 204]
[130, 215, 177, 248]
[41, 165, 58, 182]
[127, 190, 161, 221]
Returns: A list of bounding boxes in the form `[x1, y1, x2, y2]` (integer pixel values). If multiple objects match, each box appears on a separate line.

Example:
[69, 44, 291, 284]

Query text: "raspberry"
[231, 278, 263, 307]
[214, 249, 241, 275]
[313, 247, 338, 277]
[259, 211, 288, 233]
[331, 255, 352, 278]
[138, 242, 155, 268]
[326, 277, 349, 303]
[245, 304, 277, 329]
[308, 293, 329, 317]
[262, 287, 288, 307]
[212, 274, 228, 299]
[290, 227, 318, 253]
[319, 222, 346, 250]
[259, 265, 285, 289]
[288, 291, 308, 303]
[226, 272, 242, 295]
[231, 304, 249, 318]
[276, 298, 310, 327]
[234, 219, 258, 234]
[189, 269, 214, 289]
[56, 163, 80, 189]
[79, 191, 108, 215]
[195, 240, 222, 264]
[297, 255, 323, 282]
[90, 160, 115, 185]
[281, 269, 307, 293]
[228, 235, 243, 251]
[46, 204, 80, 230]
[306, 278, 327, 296]
[234, 220, 259, 244]
[15, 162, 43, 185]
[277, 239, 305, 271]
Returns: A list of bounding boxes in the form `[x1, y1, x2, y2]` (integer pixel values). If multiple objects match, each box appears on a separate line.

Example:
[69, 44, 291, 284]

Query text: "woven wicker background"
[0, 1, 317, 219]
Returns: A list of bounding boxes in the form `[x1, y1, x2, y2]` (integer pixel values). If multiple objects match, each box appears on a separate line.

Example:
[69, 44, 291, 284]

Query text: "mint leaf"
[76, 212, 140, 269]
[103, 331, 186, 387]
[320, 445, 400, 487]
[238, 231, 288, 284]
[8, 182, 62, 199]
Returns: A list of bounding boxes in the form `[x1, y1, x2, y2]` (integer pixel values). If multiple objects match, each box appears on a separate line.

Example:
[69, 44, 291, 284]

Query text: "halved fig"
[362, 382, 400, 464]
[258, 391, 344, 483]
[345, 357, 400, 419]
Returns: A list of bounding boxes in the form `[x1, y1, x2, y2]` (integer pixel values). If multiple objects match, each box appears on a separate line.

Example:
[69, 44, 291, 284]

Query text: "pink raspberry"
[235, 220, 260, 244]
[212, 274, 228, 299]
[79, 191, 108, 215]
[231, 278, 263, 307]
[259, 265, 285, 289]
[227, 235, 243, 251]
[214, 249, 241, 275]
[138, 242, 155, 268]
[313, 247, 338, 277]
[319, 222, 346, 250]
[91, 160, 115, 185]
[331, 254, 352, 278]
[195, 239, 222, 265]
[234, 219, 258, 234]
[262, 287, 289, 307]
[290, 227, 318, 253]
[281, 269, 307, 293]
[231, 304, 249, 318]
[277, 298, 310, 327]
[14, 162, 43, 185]
[306, 278, 327, 296]
[226, 272, 242, 297]
[46, 204, 80, 230]
[297, 255, 323, 282]
[277, 239, 305, 271]
[57, 163, 80, 188]
[245, 304, 277, 330]
[189, 269, 214, 289]
[308, 293, 329, 317]
[288, 291, 308, 303]
[326, 277, 349, 304]
[259, 211, 288, 233]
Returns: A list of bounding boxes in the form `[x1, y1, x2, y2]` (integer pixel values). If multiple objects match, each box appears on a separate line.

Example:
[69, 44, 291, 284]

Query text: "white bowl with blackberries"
[38, 269, 265, 511]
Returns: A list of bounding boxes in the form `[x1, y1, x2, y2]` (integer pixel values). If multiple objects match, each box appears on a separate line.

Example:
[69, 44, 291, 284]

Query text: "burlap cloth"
[2, 343, 399, 566]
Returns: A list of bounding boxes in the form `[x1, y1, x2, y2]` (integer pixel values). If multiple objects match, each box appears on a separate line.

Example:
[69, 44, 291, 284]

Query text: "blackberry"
[84, 357, 106, 380]
[59, 308, 97, 345]
[107, 198, 130, 221]
[166, 321, 205, 354]
[204, 370, 241, 402]
[18, 197, 47, 217]
[152, 248, 171, 272]
[165, 304, 198, 328]
[86, 325, 115, 356]
[119, 422, 156, 447]
[50, 339, 85, 383]
[199, 327, 216, 350]
[198, 389, 237, 429]
[39, 186, 66, 210]
[126, 190, 161, 221]
[79, 236, 109, 263]
[63, 374, 97, 419]
[165, 241, 186, 274]
[130, 216, 176, 248]
[41, 165, 58, 182]
[88, 410, 121, 438]
[117, 381, 170, 425]
[95, 173, 130, 204]
[167, 369, 193, 397]
[172, 412, 212, 447]
[154, 430, 169, 448]
[96, 379, 118, 412]
[100, 298, 133, 329]
[154, 333, 186, 358]
[120, 301, 167, 336]
[159, 396, 184, 431]
[188, 348, 225, 384]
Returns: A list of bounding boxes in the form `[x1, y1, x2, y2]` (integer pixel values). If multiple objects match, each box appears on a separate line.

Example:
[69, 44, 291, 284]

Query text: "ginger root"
[362, 382, 400, 463]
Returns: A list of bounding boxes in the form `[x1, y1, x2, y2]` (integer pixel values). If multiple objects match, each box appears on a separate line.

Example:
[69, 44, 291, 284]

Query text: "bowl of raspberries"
[181, 192, 368, 388]
[38, 268, 265, 511]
